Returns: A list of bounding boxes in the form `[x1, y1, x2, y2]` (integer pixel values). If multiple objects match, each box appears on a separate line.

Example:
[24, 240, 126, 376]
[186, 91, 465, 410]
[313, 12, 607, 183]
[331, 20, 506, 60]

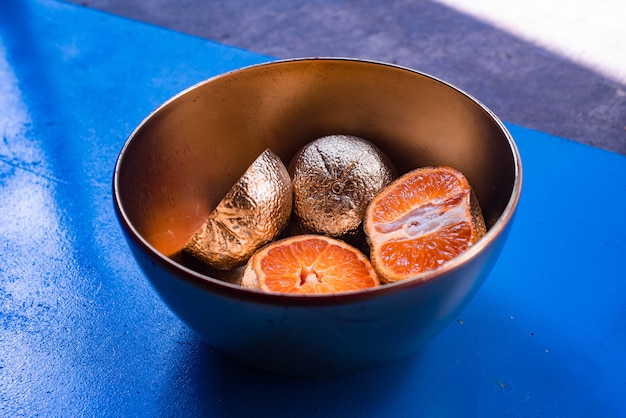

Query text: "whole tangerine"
[288, 135, 396, 240]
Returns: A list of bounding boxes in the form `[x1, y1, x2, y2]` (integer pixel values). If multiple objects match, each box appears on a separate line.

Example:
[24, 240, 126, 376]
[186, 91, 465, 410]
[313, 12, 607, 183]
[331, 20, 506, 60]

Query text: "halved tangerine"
[364, 166, 486, 283]
[241, 235, 380, 294]
[184, 149, 292, 270]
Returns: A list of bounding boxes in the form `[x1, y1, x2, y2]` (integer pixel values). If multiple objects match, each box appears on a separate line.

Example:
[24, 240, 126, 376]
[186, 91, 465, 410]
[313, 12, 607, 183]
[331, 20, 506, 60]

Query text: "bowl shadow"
[159, 331, 423, 417]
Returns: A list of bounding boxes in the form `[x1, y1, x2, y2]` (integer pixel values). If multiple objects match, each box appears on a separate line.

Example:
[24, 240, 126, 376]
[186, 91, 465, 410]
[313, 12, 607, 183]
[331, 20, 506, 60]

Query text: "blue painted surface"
[1, 0, 624, 416]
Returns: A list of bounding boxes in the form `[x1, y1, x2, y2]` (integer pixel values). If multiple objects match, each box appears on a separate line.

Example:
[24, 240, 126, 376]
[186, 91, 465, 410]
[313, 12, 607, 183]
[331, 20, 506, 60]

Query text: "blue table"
[1, 1, 625, 416]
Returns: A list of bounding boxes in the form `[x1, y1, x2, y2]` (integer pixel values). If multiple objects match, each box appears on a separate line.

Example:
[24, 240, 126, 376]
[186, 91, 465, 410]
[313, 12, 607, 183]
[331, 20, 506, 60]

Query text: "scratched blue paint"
[1, 1, 625, 416]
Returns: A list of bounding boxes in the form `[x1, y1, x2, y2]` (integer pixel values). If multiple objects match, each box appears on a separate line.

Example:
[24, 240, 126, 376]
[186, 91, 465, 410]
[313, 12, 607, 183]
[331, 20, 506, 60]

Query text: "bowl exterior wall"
[122, 220, 512, 376]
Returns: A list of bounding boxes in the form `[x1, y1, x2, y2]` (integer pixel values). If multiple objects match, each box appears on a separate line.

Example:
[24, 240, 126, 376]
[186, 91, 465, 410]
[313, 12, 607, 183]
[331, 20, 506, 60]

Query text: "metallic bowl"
[113, 58, 522, 376]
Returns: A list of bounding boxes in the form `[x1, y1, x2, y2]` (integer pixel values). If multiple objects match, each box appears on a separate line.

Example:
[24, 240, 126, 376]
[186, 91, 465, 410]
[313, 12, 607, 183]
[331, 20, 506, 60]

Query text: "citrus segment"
[364, 166, 486, 283]
[241, 235, 380, 294]
[184, 149, 292, 270]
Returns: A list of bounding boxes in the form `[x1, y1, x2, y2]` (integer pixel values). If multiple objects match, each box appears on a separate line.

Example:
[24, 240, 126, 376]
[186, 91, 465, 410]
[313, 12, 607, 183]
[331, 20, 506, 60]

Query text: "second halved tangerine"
[241, 235, 380, 294]
[364, 166, 486, 283]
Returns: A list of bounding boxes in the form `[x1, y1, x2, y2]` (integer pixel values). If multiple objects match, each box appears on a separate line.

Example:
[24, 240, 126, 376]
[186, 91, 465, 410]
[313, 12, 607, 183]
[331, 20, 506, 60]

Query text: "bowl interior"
[115, 58, 519, 286]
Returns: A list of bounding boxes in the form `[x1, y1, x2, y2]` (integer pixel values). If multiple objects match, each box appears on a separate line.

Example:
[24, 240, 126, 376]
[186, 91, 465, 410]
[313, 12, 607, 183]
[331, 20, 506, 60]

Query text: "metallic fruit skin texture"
[184, 149, 292, 269]
[289, 135, 396, 239]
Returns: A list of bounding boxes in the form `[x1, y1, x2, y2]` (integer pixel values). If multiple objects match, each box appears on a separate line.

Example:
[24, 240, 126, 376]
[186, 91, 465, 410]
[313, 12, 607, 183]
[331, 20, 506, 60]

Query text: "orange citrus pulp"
[364, 166, 486, 283]
[241, 235, 380, 294]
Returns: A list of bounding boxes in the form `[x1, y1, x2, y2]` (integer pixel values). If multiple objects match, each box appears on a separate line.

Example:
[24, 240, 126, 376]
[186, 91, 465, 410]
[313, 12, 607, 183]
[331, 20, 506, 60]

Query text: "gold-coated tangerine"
[184, 149, 292, 270]
[288, 135, 396, 239]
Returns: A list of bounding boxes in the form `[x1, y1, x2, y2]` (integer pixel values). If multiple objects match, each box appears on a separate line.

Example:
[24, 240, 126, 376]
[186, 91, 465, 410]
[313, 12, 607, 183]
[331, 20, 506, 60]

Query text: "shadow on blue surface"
[156, 268, 625, 417]
[160, 335, 420, 416]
